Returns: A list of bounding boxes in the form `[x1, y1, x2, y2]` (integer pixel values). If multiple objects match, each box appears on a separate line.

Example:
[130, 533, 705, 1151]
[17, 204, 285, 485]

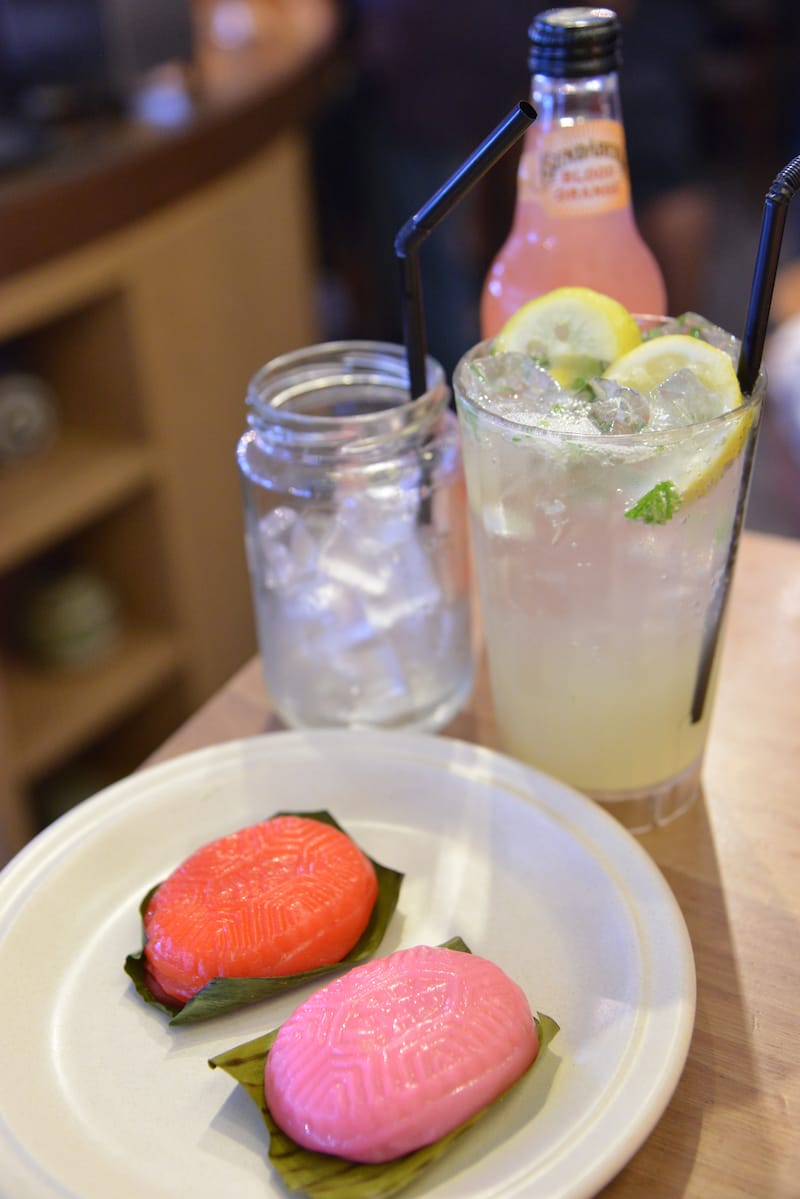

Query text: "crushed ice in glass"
[465, 353, 603, 434]
[469, 315, 741, 437]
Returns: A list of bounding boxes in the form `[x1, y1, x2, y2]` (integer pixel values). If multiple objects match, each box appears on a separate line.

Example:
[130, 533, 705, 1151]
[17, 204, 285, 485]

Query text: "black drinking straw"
[737, 156, 800, 395]
[394, 101, 536, 399]
[691, 154, 800, 723]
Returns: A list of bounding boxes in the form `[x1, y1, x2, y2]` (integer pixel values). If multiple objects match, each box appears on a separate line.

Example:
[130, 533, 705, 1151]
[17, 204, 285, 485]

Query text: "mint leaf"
[625, 480, 682, 525]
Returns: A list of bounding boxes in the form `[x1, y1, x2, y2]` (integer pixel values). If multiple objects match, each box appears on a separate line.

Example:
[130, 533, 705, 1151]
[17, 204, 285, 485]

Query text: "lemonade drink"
[454, 289, 764, 831]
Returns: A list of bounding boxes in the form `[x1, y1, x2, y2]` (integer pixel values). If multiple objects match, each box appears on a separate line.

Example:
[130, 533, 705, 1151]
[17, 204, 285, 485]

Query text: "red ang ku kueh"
[142, 814, 378, 1004]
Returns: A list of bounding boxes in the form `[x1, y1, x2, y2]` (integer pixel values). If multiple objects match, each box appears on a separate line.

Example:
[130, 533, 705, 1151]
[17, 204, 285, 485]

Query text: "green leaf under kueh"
[209, 937, 560, 1199]
[123, 810, 404, 1024]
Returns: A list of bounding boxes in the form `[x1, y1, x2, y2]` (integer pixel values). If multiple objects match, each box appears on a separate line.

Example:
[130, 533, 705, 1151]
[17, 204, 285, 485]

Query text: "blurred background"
[0, 0, 798, 858]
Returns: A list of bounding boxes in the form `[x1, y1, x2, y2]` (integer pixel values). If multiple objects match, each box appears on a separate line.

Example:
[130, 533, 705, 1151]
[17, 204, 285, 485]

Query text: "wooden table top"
[147, 527, 800, 1198]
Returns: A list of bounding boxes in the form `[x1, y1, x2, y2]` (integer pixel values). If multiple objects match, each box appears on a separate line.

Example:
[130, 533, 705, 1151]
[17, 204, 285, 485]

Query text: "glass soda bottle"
[481, 6, 667, 337]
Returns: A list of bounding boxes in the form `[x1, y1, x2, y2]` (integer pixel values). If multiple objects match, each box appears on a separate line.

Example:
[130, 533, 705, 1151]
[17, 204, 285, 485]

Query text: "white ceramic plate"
[0, 730, 695, 1199]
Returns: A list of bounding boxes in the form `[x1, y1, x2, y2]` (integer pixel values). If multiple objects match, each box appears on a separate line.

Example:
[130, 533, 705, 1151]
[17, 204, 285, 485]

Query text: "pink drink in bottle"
[481, 6, 666, 337]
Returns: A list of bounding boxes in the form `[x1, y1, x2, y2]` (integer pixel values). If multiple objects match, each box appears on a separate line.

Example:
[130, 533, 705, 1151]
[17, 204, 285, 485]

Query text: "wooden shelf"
[0, 59, 326, 863]
[6, 626, 182, 781]
[0, 430, 153, 572]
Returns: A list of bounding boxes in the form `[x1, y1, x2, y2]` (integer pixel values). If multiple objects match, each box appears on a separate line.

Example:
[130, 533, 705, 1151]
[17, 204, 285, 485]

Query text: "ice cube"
[258, 506, 318, 589]
[281, 622, 411, 726]
[649, 368, 724, 430]
[317, 491, 417, 597]
[317, 533, 381, 595]
[363, 534, 442, 629]
[260, 506, 296, 541]
[336, 644, 411, 723]
[674, 312, 740, 364]
[586, 378, 650, 434]
[347, 481, 420, 545]
[461, 352, 563, 424]
[384, 606, 447, 689]
[284, 577, 373, 645]
[537, 393, 599, 436]
[319, 482, 420, 574]
[280, 580, 411, 722]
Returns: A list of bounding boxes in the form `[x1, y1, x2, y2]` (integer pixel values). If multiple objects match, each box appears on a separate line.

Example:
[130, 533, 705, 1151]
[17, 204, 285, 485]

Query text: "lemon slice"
[494, 286, 642, 389]
[605, 334, 751, 505]
[603, 334, 741, 410]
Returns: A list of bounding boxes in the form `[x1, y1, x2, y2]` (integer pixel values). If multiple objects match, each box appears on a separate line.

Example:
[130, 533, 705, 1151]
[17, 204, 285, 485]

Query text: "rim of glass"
[453, 330, 766, 446]
[246, 340, 448, 440]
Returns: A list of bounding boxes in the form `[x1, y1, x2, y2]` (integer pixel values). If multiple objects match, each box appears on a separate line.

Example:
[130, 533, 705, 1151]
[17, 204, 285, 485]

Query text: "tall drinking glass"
[454, 319, 765, 832]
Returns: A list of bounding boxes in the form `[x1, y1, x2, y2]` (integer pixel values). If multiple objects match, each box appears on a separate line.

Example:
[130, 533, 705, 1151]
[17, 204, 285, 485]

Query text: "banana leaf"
[209, 937, 560, 1199]
[124, 810, 404, 1025]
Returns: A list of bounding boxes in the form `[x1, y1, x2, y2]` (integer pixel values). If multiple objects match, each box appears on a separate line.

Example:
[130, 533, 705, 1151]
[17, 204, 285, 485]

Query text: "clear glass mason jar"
[237, 341, 474, 730]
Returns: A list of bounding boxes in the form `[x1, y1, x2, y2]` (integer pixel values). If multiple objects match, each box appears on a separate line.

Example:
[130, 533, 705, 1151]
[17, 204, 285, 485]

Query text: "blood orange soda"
[481, 7, 666, 337]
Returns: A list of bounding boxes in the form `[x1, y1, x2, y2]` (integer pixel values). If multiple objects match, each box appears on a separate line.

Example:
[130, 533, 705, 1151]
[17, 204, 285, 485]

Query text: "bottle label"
[518, 120, 630, 216]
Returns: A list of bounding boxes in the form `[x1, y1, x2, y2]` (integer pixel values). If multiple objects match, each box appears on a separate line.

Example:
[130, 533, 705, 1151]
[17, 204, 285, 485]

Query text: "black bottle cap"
[528, 7, 622, 78]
